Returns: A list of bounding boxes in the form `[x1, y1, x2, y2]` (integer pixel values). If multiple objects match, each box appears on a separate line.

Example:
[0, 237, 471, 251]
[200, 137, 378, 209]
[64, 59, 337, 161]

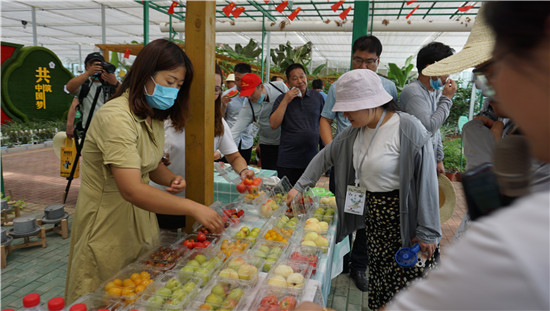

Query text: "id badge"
[248, 122, 260, 137]
[344, 185, 366, 215]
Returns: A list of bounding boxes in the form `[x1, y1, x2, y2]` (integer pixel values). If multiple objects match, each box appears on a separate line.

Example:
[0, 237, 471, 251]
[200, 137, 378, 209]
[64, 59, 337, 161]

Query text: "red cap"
[48, 297, 65, 311]
[69, 303, 87, 311]
[22, 293, 41, 308]
[239, 73, 262, 97]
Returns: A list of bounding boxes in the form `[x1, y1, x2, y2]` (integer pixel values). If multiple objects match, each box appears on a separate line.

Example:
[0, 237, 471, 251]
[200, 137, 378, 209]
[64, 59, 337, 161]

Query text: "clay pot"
[445, 172, 456, 182]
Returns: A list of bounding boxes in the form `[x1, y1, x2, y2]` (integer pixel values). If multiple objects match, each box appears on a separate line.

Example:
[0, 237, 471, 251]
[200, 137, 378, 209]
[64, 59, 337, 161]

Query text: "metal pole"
[265, 31, 272, 81]
[32, 6, 37, 46]
[351, 0, 370, 69]
[143, 1, 150, 45]
[101, 4, 106, 44]
[261, 14, 265, 81]
[468, 82, 477, 120]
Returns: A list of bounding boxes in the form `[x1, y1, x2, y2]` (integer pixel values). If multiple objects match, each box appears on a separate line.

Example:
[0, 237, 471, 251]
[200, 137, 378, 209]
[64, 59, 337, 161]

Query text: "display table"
[213, 167, 278, 203]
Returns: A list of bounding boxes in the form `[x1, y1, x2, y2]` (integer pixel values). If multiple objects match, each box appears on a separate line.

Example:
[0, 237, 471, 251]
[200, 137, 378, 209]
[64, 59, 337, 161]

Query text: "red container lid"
[69, 303, 87, 311]
[23, 293, 41, 308]
[48, 297, 65, 311]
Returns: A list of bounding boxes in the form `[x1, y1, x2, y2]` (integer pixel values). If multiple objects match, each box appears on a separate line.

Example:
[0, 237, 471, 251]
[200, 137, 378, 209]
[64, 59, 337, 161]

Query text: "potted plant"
[443, 138, 465, 182]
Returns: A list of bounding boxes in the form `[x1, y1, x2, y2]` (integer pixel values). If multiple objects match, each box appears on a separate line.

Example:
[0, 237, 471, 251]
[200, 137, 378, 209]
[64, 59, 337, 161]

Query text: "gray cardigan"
[294, 112, 441, 246]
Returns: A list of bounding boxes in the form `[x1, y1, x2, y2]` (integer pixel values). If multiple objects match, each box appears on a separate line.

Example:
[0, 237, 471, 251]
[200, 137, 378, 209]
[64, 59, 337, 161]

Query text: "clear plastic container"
[216, 253, 264, 287]
[264, 259, 312, 292]
[284, 244, 322, 276]
[248, 240, 288, 273]
[137, 244, 187, 271]
[249, 285, 302, 311]
[174, 248, 226, 285]
[308, 204, 336, 225]
[225, 221, 265, 247]
[126, 274, 202, 311]
[187, 279, 251, 311]
[95, 264, 161, 306]
[174, 233, 219, 252]
[297, 229, 332, 253]
[217, 237, 254, 259]
[68, 293, 123, 311]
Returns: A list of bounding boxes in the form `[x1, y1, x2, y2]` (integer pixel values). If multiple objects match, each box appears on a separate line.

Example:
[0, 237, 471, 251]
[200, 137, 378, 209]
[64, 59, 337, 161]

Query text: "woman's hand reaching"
[194, 205, 225, 234]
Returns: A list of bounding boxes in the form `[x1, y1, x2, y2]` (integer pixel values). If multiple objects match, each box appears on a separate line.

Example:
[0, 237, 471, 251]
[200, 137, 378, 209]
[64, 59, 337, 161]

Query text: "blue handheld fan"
[395, 243, 421, 267]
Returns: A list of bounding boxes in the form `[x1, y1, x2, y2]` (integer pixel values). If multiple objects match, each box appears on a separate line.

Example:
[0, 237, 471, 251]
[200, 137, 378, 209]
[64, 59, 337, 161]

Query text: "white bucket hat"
[422, 6, 494, 76]
[333, 69, 393, 112]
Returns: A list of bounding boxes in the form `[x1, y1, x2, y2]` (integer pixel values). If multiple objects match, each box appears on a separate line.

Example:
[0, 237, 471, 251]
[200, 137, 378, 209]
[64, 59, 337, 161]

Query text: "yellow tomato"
[140, 271, 151, 280]
[104, 281, 116, 291]
[107, 287, 122, 297]
[130, 273, 140, 281]
[113, 278, 123, 286]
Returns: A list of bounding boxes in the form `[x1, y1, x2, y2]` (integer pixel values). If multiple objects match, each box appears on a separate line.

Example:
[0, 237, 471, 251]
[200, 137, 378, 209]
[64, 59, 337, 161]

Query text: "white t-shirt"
[150, 119, 238, 196]
[386, 191, 550, 310]
[353, 113, 400, 192]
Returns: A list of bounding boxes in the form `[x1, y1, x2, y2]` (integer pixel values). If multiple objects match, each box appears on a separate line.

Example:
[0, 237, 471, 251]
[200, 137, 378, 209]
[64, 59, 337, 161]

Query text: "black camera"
[99, 61, 116, 74]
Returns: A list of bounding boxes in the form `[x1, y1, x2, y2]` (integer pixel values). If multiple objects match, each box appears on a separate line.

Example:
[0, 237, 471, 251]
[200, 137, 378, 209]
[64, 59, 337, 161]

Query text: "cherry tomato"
[182, 239, 194, 249]
[194, 241, 205, 248]
[237, 210, 244, 217]
[244, 178, 254, 186]
[236, 183, 247, 193]
[203, 241, 211, 247]
[253, 177, 262, 186]
[196, 233, 206, 242]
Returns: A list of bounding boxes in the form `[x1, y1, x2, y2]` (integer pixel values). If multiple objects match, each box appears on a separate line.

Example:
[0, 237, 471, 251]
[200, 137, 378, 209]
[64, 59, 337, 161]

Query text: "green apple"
[181, 281, 196, 293]
[238, 264, 257, 280]
[249, 231, 258, 237]
[187, 259, 200, 267]
[165, 278, 182, 290]
[227, 288, 244, 300]
[255, 250, 267, 258]
[194, 254, 207, 264]
[241, 227, 250, 234]
[172, 288, 187, 301]
[155, 287, 172, 297]
[259, 245, 270, 253]
[180, 265, 196, 274]
[205, 293, 223, 305]
[219, 268, 239, 279]
[211, 284, 228, 297]
[147, 296, 164, 309]
[263, 259, 276, 272]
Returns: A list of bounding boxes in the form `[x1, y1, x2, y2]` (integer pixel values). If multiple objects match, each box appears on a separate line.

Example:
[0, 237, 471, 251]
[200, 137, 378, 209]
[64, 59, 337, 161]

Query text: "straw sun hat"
[422, 6, 494, 76]
[438, 174, 457, 224]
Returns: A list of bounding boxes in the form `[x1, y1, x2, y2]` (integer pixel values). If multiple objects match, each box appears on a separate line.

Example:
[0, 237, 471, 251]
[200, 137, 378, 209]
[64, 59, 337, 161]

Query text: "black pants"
[277, 167, 306, 187]
[333, 166, 368, 273]
[259, 144, 278, 170]
[221, 140, 252, 164]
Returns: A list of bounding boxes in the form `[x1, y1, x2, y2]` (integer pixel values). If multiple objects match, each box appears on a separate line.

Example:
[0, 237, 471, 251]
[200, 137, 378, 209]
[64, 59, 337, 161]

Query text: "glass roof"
[1, 0, 481, 72]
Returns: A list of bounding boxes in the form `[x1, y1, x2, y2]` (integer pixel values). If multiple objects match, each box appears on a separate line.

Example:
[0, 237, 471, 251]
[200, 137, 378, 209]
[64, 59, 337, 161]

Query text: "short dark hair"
[270, 75, 283, 82]
[416, 42, 455, 72]
[484, 2, 550, 55]
[352, 35, 383, 57]
[234, 63, 252, 74]
[312, 79, 323, 90]
[285, 63, 306, 80]
[112, 39, 193, 131]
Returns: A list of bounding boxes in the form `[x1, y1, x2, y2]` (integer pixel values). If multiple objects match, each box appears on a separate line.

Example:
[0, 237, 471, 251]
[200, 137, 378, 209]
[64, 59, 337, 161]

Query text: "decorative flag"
[275, 1, 288, 13]
[339, 6, 351, 20]
[331, 0, 345, 12]
[406, 4, 419, 19]
[458, 3, 476, 12]
[264, 0, 269, 3]
[232, 7, 245, 18]
[288, 7, 301, 21]
[222, 2, 236, 17]
[124, 49, 131, 59]
[406, 0, 417, 5]
[167, 1, 178, 14]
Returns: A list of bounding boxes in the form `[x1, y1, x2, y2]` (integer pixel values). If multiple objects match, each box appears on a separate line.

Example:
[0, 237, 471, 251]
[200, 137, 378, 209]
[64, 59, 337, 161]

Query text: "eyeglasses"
[472, 61, 496, 99]
[352, 57, 378, 67]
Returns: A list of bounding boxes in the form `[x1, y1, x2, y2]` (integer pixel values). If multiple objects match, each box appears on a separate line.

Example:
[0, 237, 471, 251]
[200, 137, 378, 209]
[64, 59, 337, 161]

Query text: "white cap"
[226, 74, 236, 82]
[332, 69, 393, 112]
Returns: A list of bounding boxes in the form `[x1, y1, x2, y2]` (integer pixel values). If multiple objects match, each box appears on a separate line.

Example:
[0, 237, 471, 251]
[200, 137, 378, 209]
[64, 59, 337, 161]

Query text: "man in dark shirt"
[270, 63, 324, 185]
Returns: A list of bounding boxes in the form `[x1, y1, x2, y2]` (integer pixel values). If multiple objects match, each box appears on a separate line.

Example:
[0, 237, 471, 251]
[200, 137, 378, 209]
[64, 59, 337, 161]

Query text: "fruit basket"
[284, 244, 321, 276]
[250, 285, 302, 311]
[187, 278, 251, 311]
[216, 253, 264, 287]
[137, 244, 187, 271]
[174, 248, 226, 285]
[128, 274, 202, 310]
[248, 240, 288, 272]
[264, 259, 312, 293]
[96, 264, 161, 306]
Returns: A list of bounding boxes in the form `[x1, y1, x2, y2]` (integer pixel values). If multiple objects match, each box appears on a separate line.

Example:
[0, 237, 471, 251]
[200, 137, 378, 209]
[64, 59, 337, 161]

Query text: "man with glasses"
[318, 35, 398, 292]
[229, 73, 288, 170]
[400, 42, 457, 175]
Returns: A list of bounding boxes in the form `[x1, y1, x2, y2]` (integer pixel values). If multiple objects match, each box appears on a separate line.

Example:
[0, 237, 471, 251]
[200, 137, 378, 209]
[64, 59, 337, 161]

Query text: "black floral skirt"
[365, 189, 439, 310]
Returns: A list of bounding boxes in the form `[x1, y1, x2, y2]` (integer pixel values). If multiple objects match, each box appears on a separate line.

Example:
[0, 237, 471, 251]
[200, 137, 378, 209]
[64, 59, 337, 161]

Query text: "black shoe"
[350, 269, 368, 292]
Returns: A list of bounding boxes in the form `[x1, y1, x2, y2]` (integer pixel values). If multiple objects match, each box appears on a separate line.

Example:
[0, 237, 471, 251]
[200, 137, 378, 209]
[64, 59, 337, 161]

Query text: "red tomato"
[193, 241, 205, 248]
[203, 241, 211, 247]
[196, 233, 206, 242]
[244, 178, 254, 186]
[236, 183, 247, 193]
[182, 239, 194, 249]
[253, 177, 262, 186]
[237, 209, 245, 217]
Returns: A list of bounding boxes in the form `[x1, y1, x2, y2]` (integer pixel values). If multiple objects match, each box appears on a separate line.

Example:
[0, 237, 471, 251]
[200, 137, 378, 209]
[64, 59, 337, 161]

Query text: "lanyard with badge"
[247, 99, 261, 137]
[344, 109, 387, 215]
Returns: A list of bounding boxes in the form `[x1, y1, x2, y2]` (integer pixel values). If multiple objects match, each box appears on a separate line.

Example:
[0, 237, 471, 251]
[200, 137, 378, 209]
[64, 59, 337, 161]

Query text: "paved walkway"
[1, 146, 466, 310]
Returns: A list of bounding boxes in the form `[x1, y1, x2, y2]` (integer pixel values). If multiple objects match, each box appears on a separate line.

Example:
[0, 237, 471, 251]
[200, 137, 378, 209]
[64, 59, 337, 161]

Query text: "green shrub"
[1, 119, 65, 148]
[443, 138, 466, 172]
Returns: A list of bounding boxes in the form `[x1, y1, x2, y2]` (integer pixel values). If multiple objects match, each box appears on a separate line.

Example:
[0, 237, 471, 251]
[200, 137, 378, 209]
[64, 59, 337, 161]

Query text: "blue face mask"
[144, 76, 179, 110]
[429, 77, 444, 91]
[255, 93, 266, 105]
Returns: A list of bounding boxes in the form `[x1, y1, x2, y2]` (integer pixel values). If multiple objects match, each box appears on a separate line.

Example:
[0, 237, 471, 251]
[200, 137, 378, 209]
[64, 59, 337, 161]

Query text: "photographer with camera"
[65, 52, 119, 138]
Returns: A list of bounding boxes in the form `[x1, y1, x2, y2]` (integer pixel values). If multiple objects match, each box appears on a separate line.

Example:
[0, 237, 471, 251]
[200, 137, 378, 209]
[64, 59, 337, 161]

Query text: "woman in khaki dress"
[65, 39, 224, 303]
